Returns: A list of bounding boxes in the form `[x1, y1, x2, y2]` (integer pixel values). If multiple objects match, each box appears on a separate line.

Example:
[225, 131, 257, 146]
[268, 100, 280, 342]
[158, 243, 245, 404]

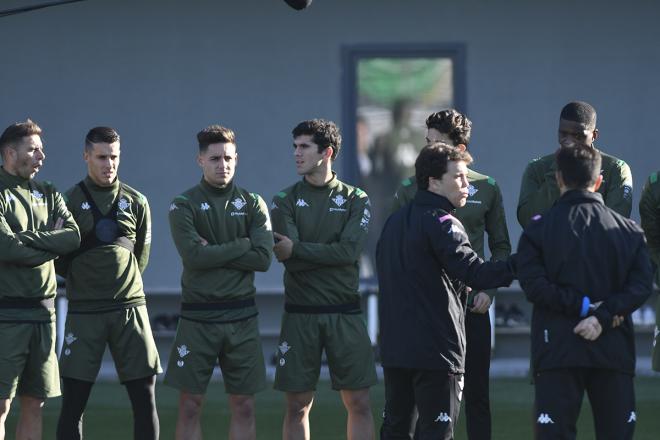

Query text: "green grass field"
[6, 377, 660, 439]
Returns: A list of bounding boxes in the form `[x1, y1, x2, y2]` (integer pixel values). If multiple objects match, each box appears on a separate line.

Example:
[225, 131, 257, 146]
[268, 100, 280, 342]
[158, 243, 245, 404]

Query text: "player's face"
[429, 160, 470, 208]
[558, 119, 598, 149]
[198, 142, 237, 188]
[293, 134, 329, 176]
[425, 128, 455, 146]
[85, 141, 120, 187]
[9, 134, 45, 180]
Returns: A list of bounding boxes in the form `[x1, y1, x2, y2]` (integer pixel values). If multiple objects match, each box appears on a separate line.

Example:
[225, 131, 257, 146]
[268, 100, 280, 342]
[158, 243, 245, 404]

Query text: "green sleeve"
[270, 194, 325, 273]
[603, 160, 633, 218]
[226, 194, 273, 272]
[483, 182, 512, 300]
[169, 198, 251, 270]
[391, 179, 414, 214]
[0, 213, 56, 266]
[517, 162, 557, 228]
[15, 191, 81, 255]
[639, 175, 660, 275]
[133, 195, 151, 274]
[292, 192, 370, 265]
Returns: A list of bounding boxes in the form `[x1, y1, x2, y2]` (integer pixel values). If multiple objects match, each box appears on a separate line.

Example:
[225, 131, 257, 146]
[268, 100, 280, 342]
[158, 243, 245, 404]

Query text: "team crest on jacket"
[81, 202, 91, 210]
[332, 195, 346, 207]
[467, 184, 478, 197]
[177, 345, 190, 357]
[64, 332, 77, 345]
[31, 190, 43, 199]
[200, 202, 210, 211]
[118, 198, 130, 211]
[232, 197, 246, 210]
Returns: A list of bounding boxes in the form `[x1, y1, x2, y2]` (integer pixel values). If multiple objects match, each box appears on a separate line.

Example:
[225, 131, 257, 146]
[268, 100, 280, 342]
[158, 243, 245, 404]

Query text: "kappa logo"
[537, 413, 555, 424]
[232, 197, 246, 211]
[628, 411, 636, 423]
[467, 184, 478, 197]
[169, 203, 178, 211]
[360, 208, 371, 230]
[296, 198, 309, 207]
[64, 333, 77, 345]
[81, 202, 91, 210]
[177, 345, 190, 358]
[332, 195, 347, 207]
[434, 412, 452, 423]
[270, 201, 278, 210]
[623, 185, 632, 199]
[200, 202, 210, 211]
[118, 198, 130, 211]
[279, 342, 291, 355]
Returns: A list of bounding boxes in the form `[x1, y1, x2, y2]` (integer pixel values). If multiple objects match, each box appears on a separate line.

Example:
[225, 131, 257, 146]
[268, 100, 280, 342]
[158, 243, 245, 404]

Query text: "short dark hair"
[560, 101, 597, 129]
[292, 119, 342, 160]
[85, 127, 120, 151]
[555, 145, 602, 189]
[197, 125, 236, 153]
[415, 142, 473, 190]
[425, 109, 472, 146]
[0, 119, 42, 158]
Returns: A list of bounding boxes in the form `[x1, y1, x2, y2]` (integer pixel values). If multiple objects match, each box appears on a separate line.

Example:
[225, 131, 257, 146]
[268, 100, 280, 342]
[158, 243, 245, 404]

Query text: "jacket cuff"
[590, 307, 612, 330]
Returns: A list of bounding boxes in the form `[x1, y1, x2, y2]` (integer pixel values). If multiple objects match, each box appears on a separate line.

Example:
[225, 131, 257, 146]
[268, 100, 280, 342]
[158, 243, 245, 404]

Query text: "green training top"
[392, 169, 512, 301]
[169, 178, 273, 322]
[0, 166, 80, 322]
[639, 171, 660, 285]
[517, 150, 633, 228]
[271, 173, 370, 306]
[57, 176, 151, 312]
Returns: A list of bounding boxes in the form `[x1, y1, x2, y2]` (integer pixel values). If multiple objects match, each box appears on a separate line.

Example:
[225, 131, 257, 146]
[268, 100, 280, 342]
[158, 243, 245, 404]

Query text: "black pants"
[464, 310, 492, 440]
[381, 367, 463, 440]
[534, 368, 635, 440]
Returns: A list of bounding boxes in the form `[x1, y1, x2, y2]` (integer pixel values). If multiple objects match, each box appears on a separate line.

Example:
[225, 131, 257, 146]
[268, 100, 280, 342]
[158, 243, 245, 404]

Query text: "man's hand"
[53, 218, 64, 230]
[273, 232, 293, 261]
[573, 316, 603, 341]
[470, 292, 491, 314]
[199, 237, 208, 246]
[612, 315, 624, 328]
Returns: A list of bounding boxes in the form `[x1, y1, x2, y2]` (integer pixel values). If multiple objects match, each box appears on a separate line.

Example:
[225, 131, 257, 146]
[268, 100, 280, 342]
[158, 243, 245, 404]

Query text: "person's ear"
[593, 174, 603, 192]
[456, 143, 467, 152]
[592, 128, 599, 142]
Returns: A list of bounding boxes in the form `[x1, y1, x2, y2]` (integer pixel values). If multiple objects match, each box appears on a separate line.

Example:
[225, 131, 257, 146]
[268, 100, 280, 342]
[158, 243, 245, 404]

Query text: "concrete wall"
[2, 0, 659, 290]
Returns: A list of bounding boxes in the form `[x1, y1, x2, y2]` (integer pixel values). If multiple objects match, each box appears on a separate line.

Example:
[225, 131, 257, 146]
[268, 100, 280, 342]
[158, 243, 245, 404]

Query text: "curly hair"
[415, 142, 473, 190]
[425, 109, 472, 146]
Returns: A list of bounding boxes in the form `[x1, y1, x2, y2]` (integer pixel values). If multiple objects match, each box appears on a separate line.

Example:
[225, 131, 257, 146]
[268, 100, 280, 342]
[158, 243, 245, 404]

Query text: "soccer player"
[639, 171, 660, 371]
[392, 110, 510, 439]
[517, 145, 652, 439]
[166, 125, 272, 440]
[517, 101, 633, 228]
[0, 119, 80, 440]
[55, 127, 161, 440]
[271, 119, 377, 440]
[378, 142, 515, 440]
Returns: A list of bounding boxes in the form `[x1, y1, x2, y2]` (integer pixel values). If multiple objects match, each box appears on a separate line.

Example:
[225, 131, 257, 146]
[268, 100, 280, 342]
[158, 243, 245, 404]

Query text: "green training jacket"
[0, 166, 80, 322]
[392, 169, 512, 301]
[271, 173, 370, 306]
[517, 150, 633, 228]
[640, 171, 660, 286]
[169, 179, 273, 321]
[57, 176, 151, 312]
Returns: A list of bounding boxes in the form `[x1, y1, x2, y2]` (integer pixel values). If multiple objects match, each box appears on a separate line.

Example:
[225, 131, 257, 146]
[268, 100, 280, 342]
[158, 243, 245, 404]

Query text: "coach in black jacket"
[518, 145, 652, 440]
[377, 143, 515, 440]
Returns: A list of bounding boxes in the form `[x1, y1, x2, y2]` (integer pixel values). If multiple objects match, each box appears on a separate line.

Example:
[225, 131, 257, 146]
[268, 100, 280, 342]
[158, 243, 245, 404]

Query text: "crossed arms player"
[0, 120, 80, 440]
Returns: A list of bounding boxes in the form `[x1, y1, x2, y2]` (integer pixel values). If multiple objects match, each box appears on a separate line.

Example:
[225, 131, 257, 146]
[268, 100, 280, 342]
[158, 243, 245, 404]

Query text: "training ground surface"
[6, 377, 660, 439]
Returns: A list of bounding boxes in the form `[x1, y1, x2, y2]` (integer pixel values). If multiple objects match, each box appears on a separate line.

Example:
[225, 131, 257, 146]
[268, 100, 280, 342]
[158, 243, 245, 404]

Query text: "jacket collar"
[413, 189, 455, 213]
[557, 188, 604, 205]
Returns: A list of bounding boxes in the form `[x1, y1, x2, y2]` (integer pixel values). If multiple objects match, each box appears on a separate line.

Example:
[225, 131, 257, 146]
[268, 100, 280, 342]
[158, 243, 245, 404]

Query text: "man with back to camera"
[0, 119, 80, 440]
[517, 145, 652, 439]
[166, 125, 273, 440]
[392, 110, 511, 439]
[638, 172, 660, 371]
[517, 101, 633, 228]
[271, 119, 377, 440]
[54, 127, 161, 440]
[378, 142, 516, 440]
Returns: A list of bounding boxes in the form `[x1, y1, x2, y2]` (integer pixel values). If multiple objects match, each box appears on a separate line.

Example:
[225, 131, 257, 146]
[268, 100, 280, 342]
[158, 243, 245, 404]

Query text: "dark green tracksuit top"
[517, 150, 633, 228]
[270, 174, 371, 306]
[0, 166, 80, 322]
[392, 169, 512, 301]
[640, 171, 660, 286]
[57, 176, 151, 312]
[169, 179, 273, 321]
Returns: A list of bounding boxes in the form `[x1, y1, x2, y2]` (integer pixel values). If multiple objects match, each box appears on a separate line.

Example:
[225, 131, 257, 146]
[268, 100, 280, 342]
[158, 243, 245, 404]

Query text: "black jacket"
[517, 190, 653, 375]
[376, 190, 514, 373]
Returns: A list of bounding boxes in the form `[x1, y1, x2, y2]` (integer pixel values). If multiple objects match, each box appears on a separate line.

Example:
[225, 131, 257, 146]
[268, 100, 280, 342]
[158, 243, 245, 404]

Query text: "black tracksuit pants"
[464, 310, 492, 440]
